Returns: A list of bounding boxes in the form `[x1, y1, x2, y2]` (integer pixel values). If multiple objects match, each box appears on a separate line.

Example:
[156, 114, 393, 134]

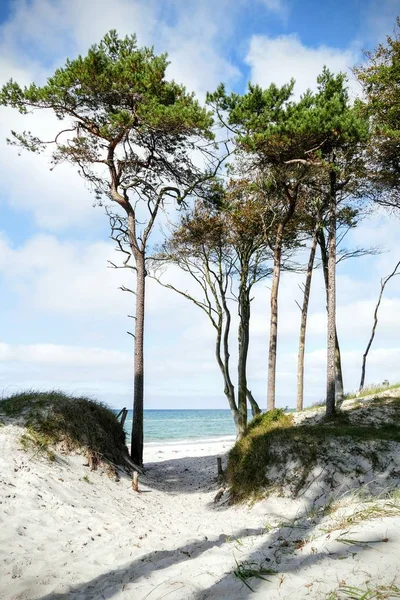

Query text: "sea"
[115, 409, 237, 445]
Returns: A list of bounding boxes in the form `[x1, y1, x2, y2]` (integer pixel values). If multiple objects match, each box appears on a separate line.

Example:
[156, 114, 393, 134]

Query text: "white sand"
[1, 422, 400, 600]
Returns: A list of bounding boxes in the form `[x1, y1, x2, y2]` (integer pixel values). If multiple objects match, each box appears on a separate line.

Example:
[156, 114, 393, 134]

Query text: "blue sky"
[0, 0, 399, 409]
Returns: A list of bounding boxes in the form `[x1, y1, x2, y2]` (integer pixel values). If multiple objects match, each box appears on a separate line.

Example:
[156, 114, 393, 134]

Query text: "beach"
[1, 417, 400, 600]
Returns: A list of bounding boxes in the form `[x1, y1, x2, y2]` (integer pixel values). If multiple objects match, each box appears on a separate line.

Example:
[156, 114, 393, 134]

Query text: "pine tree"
[0, 31, 213, 466]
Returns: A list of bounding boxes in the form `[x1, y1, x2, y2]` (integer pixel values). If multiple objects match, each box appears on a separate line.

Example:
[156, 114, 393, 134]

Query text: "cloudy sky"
[0, 0, 399, 410]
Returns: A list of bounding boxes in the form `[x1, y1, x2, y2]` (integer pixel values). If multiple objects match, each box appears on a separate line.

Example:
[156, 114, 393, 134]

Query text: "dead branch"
[119, 285, 136, 295]
[359, 259, 400, 391]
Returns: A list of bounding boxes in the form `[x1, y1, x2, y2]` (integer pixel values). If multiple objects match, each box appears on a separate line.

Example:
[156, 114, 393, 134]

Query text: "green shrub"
[227, 400, 400, 502]
[228, 409, 294, 501]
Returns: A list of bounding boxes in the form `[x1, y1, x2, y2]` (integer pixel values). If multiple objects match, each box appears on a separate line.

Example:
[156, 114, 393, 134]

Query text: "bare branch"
[359, 259, 400, 391]
[119, 285, 136, 295]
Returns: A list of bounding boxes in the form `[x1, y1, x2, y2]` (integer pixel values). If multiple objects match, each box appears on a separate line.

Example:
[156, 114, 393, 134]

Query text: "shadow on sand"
[143, 452, 226, 494]
[37, 526, 264, 600]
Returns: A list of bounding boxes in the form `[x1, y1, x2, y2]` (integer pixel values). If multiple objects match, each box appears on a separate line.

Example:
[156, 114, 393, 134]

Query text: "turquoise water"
[115, 409, 237, 445]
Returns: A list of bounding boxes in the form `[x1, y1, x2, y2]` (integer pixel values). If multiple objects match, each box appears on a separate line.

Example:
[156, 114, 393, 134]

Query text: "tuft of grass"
[233, 560, 277, 592]
[327, 582, 400, 599]
[245, 408, 292, 433]
[227, 400, 400, 502]
[1, 390, 129, 468]
[19, 428, 56, 461]
[82, 475, 92, 484]
[323, 495, 400, 533]
[303, 399, 327, 411]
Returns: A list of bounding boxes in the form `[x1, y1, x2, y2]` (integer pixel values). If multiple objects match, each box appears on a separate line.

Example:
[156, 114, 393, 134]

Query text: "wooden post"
[132, 471, 139, 492]
[217, 457, 223, 479]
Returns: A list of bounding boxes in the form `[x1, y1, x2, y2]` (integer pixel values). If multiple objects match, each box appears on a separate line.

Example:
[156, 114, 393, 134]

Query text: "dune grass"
[322, 491, 400, 533]
[233, 560, 277, 592]
[227, 401, 400, 502]
[0, 390, 129, 467]
[345, 382, 400, 401]
[302, 383, 400, 411]
[326, 582, 400, 599]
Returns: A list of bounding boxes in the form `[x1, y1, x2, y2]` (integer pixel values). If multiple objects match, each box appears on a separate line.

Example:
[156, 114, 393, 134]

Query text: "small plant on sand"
[323, 495, 400, 533]
[19, 429, 56, 461]
[233, 560, 277, 592]
[82, 475, 92, 484]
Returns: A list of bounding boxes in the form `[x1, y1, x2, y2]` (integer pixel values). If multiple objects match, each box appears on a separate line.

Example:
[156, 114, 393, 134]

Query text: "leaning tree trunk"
[247, 389, 261, 418]
[219, 289, 240, 430]
[267, 228, 283, 411]
[215, 313, 239, 431]
[326, 169, 337, 417]
[318, 229, 344, 403]
[130, 251, 146, 466]
[296, 227, 319, 412]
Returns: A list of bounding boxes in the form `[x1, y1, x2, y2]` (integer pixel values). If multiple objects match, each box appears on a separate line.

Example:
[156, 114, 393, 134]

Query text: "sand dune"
[1, 421, 400, 599]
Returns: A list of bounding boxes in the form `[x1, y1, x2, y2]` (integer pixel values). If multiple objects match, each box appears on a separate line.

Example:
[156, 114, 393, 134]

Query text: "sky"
[0, 0, 399, 410]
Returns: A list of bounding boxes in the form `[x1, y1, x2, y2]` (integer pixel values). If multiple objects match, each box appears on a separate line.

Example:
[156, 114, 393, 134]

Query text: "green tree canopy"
[0, 29, 214, 204]
[354, 17, 400, 208]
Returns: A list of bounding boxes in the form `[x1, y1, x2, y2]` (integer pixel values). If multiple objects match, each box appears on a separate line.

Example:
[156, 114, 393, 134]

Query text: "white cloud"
[0, 233, 134, 315]
[0, 106, 107, 231]
[258, 0, 288, 18]
[0, 342, 130, 368]
[246, 33, 361, 99]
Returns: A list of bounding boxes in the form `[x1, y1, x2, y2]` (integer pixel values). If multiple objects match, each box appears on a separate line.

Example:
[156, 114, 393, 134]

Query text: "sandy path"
[1, 425, 400, 600]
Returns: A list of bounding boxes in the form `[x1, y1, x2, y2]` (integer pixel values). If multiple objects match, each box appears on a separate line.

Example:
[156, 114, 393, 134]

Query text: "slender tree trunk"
[237, 272, 250, 437]
[130, 252, 145, 466]
[215, 317, 239, 430]
[220, 294, 236, 405]
[219, 290, 239, 430]
[359, 259, 400, 391]
[247, 389, 261, 417]
[335, 341, 344, 405]
[267, 229, 283, 411]
[326, 168, 337, 417]
[266, 191, 297, 412]
[319, 229, 344, 403]
[296, 228, 319, 412]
